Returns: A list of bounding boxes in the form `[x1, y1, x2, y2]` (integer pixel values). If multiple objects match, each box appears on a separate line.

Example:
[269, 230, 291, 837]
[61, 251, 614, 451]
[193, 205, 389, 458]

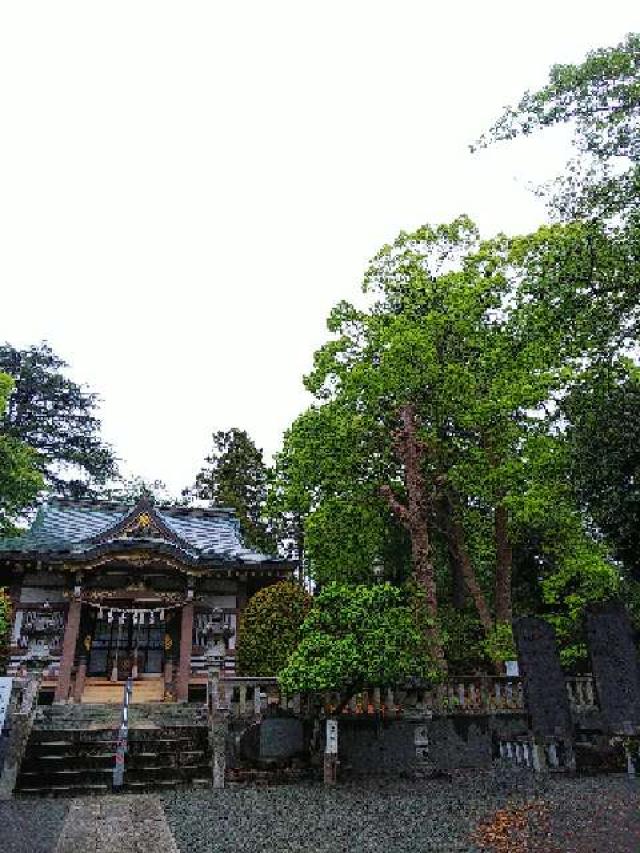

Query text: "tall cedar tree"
[188, 428, 276, 554]
[0, 343, 116, 498]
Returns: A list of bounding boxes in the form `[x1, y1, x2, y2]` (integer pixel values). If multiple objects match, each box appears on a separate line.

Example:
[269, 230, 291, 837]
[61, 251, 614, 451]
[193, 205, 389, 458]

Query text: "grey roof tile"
[0, 499, 280, 565]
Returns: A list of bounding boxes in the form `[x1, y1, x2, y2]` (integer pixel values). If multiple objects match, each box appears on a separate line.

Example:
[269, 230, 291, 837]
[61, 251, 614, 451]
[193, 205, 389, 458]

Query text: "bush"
[236, 581, 311, 676]
[278, 582, 441, 696]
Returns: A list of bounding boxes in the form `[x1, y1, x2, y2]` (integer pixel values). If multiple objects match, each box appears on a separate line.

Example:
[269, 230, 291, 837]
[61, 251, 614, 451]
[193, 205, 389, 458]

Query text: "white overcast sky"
[1, 2, 638, 496]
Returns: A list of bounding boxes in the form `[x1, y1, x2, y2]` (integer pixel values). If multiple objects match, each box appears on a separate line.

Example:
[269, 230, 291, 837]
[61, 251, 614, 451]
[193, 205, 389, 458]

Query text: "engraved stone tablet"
[514, 617, 572, 738]
[586, 601, 640, 734]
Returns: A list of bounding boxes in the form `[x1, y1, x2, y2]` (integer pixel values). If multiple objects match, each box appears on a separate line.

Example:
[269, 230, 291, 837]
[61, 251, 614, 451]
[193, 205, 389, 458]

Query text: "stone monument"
[586, 601, 640, 775]
[513, 616, 574, 770]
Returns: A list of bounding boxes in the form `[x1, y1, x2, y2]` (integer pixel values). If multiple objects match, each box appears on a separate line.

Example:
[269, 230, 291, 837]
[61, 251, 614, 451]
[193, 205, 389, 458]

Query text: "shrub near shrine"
[278, 582, 440, 699]
[236, 581, 311, 677]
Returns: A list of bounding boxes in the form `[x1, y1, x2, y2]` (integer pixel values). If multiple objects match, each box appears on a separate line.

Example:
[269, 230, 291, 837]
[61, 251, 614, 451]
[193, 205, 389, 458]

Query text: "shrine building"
[0, 496, 294, 704]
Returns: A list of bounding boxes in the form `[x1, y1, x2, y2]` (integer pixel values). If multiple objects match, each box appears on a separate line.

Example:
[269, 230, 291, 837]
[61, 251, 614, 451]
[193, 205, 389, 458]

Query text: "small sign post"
[113, 678, 133, 790]
[324, 718, 338, 785]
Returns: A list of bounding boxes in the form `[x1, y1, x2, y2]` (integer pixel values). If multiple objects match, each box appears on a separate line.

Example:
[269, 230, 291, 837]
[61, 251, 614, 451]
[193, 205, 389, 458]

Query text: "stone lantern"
[203, 607, 235, 789]
[204, 607, 234, 674]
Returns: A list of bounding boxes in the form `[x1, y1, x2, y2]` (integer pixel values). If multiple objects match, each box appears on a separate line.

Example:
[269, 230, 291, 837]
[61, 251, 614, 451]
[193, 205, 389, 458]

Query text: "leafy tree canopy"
[236, 581, 311, 676]
[0, 372, 43, 532]
[0, 343, 116, 498]
[476, 33, 640, 223]
[186, 428, 276, 554]
[278, 582, 438, 696]
[274, 215, 624, 667]
[564, 360, 640, 580]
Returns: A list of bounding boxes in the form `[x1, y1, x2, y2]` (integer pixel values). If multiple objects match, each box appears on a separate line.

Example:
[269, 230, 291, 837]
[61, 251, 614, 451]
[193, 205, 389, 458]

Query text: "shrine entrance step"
[81, 677, 165, 704]
[15, 713, 211, 796]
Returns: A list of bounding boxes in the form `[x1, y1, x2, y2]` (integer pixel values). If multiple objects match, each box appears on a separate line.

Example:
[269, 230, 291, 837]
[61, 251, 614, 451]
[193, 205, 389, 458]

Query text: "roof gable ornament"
[86, 496, 187, 549]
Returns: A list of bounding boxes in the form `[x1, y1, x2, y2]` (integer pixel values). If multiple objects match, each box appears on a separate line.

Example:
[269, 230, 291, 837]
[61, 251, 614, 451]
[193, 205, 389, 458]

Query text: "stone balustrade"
[212, 674, 599, 720]
[565, 675, 597, 710]
[497, 734, 573, 771]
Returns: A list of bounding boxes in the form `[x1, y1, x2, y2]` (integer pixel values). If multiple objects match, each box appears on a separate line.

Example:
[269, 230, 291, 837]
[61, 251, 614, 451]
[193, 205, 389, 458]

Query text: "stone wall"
[328, 715, 530, 776]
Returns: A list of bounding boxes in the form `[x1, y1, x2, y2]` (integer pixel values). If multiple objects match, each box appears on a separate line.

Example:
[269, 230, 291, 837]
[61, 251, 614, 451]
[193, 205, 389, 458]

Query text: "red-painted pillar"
[54, 598, 82, 703]
[176, 602, 194, 703]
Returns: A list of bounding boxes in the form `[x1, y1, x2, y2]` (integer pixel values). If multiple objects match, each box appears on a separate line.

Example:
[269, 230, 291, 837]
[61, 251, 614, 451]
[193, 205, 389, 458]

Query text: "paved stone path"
[55, 796, 179, 853]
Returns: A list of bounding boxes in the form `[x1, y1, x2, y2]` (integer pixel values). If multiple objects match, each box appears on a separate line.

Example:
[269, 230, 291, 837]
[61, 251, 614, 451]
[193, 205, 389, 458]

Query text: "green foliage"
[0, 588, 11, 675]
[0, 343, 116, 498]
[270, 401, 411, 585]
[564, 361, 640, 580]
[236, 581, 311, 676]
[278, 582, 439, 695]
[0, 372, 43, 532]
[188, 428, 277, 554]
[476, 32, 640, 222]
[438, 605, 486, 674]
[481, 622, 516, 666]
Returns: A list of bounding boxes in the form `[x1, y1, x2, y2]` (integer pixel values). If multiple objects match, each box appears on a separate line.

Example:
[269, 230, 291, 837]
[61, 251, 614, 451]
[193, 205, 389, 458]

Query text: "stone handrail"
[565, 675, 597, 710]
[215, 674, 599, 719]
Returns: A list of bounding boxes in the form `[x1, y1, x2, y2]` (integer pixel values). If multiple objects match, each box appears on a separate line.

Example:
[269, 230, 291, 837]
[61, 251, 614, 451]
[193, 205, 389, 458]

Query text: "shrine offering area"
[2, 772, 640, 853]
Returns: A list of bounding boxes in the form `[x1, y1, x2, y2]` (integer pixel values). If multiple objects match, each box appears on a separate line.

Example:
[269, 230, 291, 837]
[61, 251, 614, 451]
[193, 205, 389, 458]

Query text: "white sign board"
[505, 660, 519, 678]
[326, 719, 338, 755]
[0, 677, 13, 732]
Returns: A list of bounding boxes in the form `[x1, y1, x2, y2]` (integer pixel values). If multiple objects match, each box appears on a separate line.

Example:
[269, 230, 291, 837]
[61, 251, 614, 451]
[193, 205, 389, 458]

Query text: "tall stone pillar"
[176, 602, 194, 703]
[54, 598, 82, 703]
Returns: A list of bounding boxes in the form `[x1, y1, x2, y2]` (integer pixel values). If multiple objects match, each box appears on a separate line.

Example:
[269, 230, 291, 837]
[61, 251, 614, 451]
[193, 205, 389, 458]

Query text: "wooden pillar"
[55, 598, 82, 703]
[176, 602, 194, 703]
[73, 657, 87, 703]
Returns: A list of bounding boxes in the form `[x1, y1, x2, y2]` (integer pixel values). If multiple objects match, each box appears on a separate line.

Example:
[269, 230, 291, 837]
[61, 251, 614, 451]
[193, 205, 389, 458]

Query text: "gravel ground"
[163, 772, 640, 853]
[1, 772, 638, 852]
[0, 798, 69, 853]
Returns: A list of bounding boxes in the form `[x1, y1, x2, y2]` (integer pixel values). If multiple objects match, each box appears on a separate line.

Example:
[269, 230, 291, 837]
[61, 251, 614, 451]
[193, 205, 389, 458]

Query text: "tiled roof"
[0, 498, 281, 566]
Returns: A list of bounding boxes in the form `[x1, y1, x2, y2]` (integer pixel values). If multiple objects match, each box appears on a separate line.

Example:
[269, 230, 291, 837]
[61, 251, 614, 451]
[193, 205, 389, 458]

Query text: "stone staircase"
[15, 702, 211, 796]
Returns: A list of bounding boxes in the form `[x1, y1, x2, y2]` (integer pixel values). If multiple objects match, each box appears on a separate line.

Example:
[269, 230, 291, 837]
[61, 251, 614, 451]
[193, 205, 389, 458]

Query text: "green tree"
[278, 582, 438, 697]
[475, 32, 640, 224]
[187, 428, 276, 554]
[276, 217, 622, 669]
[0, 372, 43, 532]
[0, 342, 116, 498]
[564, 360, 640, 580]
[236, 581, 311, 676]
[270, 401, 411, 588]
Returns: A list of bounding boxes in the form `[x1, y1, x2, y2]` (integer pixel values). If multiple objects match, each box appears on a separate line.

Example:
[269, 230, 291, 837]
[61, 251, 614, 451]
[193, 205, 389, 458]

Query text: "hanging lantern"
[160, 609, 165, 622]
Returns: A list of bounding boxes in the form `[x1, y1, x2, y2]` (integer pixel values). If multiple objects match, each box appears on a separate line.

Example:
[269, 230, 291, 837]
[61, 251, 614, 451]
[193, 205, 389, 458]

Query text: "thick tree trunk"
[494, 502, 513, 625]
[380, 403, 446, 672]
[445, 504, 494, 636]
[438, 504, 466, 610]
